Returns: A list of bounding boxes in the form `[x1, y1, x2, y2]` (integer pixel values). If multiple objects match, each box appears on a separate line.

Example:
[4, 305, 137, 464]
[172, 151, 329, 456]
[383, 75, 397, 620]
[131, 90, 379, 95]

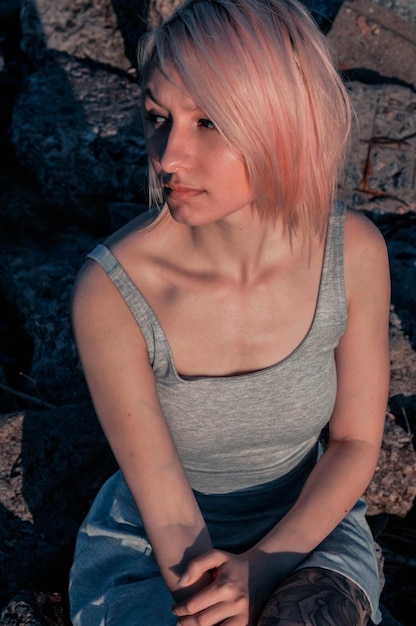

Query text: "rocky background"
[0, 0, 416, 624]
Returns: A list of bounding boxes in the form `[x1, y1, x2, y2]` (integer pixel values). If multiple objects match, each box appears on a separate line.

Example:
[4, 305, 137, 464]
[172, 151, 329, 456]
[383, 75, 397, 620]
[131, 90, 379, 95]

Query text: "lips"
[163, 182, 204, 200]
[164, 183, 202, 193]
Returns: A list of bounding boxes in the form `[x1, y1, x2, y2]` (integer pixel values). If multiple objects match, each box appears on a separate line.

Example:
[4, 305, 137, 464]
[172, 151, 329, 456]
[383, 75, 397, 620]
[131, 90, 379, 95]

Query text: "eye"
[197, 118, 216, 130]
[145, 111, 168, 128]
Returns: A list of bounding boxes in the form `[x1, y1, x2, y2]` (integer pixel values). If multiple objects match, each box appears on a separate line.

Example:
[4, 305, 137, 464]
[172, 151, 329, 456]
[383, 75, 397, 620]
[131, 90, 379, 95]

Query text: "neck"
[186, 212, 296, 283]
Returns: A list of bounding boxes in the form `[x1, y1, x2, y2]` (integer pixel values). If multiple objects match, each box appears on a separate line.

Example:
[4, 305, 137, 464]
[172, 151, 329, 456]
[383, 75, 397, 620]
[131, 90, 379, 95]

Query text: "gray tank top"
[88, 202, 347, 495]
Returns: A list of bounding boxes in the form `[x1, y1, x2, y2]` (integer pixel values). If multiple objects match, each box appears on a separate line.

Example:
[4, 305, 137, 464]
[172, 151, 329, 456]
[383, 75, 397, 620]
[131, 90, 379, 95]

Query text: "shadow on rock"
[0, 405, 117, 609]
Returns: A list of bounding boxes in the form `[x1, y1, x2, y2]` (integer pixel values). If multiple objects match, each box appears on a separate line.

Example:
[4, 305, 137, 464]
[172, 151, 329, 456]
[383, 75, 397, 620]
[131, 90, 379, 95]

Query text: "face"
[143, 69, 255, 227]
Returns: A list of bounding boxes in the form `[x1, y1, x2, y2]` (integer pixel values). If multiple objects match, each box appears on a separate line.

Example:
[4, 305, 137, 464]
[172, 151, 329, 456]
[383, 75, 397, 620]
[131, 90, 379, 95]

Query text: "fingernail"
[177, 573, 190, 586]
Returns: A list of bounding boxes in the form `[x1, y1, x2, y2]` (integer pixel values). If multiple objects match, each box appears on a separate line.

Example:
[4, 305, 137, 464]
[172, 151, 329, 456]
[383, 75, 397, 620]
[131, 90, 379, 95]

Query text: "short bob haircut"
[139, 0, 351, 241]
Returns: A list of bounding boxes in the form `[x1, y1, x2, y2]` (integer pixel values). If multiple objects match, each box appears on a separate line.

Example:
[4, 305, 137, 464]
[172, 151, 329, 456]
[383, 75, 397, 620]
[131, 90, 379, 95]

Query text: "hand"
[172, 549, 260, 625]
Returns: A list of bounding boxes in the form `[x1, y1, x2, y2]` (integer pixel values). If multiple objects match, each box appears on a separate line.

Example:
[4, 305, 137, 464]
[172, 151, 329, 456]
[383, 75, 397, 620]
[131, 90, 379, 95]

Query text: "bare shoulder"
[73, 209, 168, 317]
[344, 208, 389, 277]
[344, 208, 387, 258]
[343, 208, 390, 306]
[71, 257, 129, 351]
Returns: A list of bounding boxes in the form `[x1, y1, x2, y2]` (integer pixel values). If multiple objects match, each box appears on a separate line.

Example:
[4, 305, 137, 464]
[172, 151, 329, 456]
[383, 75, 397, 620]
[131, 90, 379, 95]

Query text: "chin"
[167, 205, 212, 227]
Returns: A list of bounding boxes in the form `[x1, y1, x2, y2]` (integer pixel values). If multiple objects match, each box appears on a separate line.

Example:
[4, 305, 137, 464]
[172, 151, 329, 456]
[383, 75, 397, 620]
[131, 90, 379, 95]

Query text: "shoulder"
[73, 209, 168, 313]
[344, 207, 387, 256]
[343, 207, 390, 310]
[343, 207, 389, 274]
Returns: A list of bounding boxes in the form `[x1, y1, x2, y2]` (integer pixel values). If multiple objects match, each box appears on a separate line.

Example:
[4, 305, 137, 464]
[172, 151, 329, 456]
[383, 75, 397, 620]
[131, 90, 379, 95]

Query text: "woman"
[69, 1, 390, 624]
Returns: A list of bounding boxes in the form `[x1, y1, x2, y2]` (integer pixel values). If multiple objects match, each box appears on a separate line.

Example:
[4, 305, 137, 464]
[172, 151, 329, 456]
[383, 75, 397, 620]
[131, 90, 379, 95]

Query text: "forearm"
[121, 440, 212, 598]
[144, 513, 213, 599]
[245, 439, 380, 584]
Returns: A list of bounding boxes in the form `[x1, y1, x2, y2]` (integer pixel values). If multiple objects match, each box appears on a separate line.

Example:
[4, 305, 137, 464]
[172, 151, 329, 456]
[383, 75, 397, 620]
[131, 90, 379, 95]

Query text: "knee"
[257, 568, 370, 626]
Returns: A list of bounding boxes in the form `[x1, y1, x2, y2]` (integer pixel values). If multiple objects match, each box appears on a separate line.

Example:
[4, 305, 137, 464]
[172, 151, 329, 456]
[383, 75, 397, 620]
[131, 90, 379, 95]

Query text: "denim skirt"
[69, 446, 381, 625]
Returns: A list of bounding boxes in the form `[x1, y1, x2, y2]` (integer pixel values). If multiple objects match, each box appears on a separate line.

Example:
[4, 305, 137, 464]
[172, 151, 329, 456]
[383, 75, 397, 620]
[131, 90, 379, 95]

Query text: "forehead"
[144, 68, 200, 112]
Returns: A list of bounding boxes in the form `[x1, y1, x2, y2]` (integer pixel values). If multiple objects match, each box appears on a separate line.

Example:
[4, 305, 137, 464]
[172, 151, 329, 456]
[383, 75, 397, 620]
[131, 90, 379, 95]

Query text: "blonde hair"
[139, 0, 351, 240]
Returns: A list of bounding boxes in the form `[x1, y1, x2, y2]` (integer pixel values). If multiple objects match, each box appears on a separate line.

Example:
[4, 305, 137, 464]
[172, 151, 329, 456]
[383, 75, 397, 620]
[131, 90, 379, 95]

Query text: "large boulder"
[11, 54, 146, 228]
[339, 82, 416, 215]
[20, 0, 143, 70]
[0, 234, 95, 408]
[0, 405, 117, 608]
[11, 0, 148, 230]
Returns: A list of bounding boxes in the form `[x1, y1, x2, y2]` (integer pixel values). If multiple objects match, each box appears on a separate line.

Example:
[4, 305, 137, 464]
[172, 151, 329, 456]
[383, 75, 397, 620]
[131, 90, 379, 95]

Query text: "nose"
[156, 122, 193, 174]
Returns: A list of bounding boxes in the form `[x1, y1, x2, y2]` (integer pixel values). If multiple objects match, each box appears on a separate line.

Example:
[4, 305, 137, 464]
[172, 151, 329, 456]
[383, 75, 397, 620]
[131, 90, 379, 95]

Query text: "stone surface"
[0, 233, 95, 408]
[339, 82, 416, 214]
[365, 412, 416, 518]
[0, 591, 70, 626]
[148, 0, 184, 27]
[11, 54, 146, 227]
[362, 0, 416, 26]
[20, 0, 140, 71]
[0, 406, 116, 608]
[11, 0, 148, 229]
[329, 0, 416, 88]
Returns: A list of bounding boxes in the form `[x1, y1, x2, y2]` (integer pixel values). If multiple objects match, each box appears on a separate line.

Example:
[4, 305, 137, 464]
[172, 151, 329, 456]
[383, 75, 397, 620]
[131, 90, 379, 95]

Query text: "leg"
[257, 567, 371, 626]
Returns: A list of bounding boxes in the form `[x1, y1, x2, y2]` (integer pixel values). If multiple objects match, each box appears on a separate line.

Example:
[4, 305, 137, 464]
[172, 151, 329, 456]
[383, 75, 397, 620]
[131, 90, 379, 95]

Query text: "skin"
[71, 70, 390, 625]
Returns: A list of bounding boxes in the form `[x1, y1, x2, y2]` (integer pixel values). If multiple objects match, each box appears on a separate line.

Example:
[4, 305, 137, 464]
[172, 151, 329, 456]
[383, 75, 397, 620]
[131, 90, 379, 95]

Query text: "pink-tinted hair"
[139, 0, 351, 240]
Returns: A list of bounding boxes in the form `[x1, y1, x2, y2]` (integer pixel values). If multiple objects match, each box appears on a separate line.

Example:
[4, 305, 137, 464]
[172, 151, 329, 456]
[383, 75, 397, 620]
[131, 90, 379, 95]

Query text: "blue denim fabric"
[69, 448, 381, 625]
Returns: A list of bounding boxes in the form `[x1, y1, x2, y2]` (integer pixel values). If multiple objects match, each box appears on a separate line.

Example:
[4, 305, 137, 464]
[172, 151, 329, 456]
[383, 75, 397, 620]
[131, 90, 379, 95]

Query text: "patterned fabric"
[258, 567, 371, 626]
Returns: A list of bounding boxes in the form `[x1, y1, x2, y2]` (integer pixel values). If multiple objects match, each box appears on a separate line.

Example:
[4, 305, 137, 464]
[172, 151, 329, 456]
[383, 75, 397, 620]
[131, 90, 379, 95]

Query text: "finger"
[177, 550, 228, 587]
[174, 580, 248, 622]
[174, 580, 219, 617]
[175, 600, 240, 626]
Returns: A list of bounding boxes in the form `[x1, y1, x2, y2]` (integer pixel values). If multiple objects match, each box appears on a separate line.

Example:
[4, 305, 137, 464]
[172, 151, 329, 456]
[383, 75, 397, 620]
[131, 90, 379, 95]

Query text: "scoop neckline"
[100, 204, 342, 384]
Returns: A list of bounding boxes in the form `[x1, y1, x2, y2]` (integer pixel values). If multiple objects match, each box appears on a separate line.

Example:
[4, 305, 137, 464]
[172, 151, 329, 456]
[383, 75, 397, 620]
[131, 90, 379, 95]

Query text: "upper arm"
[330, 210, 390, 450]
[71, 260, 195, 526]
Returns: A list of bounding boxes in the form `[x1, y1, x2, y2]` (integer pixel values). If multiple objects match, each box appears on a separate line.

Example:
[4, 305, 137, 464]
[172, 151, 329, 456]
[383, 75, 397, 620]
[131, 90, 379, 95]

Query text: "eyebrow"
[144, 86, 201, 113]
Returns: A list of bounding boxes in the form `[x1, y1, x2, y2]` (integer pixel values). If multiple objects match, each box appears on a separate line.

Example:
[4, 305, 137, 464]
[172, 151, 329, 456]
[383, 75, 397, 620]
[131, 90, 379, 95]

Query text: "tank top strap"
[87, 244, 161, 364]
[314, 201, 347, 335]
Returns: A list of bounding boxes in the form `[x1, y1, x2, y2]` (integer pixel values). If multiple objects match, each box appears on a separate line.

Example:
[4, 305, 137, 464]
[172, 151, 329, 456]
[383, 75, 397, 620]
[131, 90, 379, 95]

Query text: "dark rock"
[0, 1, 21, 21]
[0, 406, 117, 608]
[0, 591, 70, 626]
[11, 54, 147, 228]
[0, 235, 94, 407]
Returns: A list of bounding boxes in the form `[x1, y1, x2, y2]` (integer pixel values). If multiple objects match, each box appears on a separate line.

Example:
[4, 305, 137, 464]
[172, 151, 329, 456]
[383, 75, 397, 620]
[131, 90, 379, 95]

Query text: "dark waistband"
[194, 443, 318, 518]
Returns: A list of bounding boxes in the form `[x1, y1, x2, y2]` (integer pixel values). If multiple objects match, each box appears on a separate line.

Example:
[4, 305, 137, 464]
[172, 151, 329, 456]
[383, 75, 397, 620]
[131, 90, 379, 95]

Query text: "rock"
[388, 236, 416, 348]
[0, 406, 116, 608]
[371, 0, 416, 25]
[20, 0, 140, 71]
[0, 0, 21, 20]
[11, 0, 148, 229]
[329, 0, 416, 89]
[11, 54, 147, 227]
[329, 0, 416, 215]
[0, 232, 97, 408]
[365, 413, 416, 518]
[147, 0, 184, 27]
[380, 603, 406, 626]
[389, 308, 416, 398]
[339, 82, 416, 215]
[0, 1, 416, 622]
[0, 591, 69, 626]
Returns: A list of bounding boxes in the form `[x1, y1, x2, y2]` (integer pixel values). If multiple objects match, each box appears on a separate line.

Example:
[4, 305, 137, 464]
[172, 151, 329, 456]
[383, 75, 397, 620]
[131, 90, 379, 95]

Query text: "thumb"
[177, 549, 227, 587]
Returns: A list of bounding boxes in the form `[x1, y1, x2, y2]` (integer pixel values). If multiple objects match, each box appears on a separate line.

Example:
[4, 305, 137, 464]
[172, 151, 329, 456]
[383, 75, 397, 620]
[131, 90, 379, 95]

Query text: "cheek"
[221, 156, 253, 197]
